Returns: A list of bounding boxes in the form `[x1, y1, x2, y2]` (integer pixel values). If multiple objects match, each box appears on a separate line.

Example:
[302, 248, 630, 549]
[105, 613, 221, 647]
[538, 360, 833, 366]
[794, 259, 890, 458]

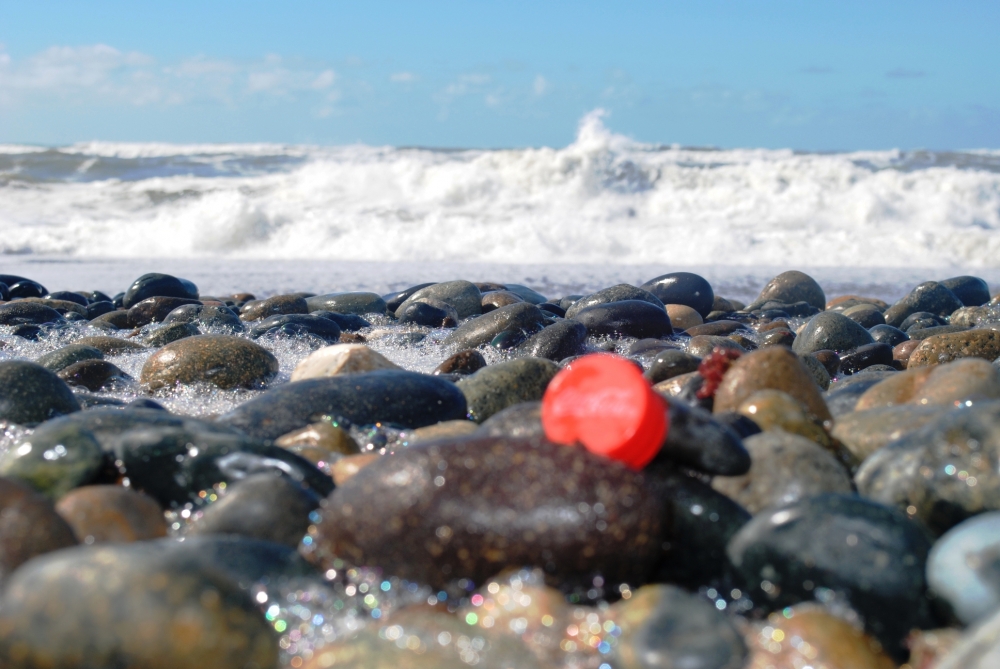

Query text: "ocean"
[2, 111, 1000, 301]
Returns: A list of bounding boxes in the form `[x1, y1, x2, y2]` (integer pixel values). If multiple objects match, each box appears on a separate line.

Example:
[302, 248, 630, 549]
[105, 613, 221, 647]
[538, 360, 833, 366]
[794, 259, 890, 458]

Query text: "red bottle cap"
[542, 353, 668, 469]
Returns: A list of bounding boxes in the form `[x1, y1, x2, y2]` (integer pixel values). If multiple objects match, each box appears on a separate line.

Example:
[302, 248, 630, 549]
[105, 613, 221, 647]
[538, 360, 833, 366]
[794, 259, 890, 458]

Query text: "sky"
[1, 0, 998, 150]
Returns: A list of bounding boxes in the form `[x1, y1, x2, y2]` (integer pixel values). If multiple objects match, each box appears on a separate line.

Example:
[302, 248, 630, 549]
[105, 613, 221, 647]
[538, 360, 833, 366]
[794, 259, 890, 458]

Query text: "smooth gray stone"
[476, 401, 544, 438]
[444, 302, 547, 349]
[942, 275, 991, 307]
[639, 272, 715, 317]
[0, 361, 80, 426]
[218, 370, 468, 440]
[654, 402, 750, 476]
[395, 280, 482, 319]
[792, 311, 875, 355]
[574, 300, 673, 338]
[122, 272, 198, 309]
[503, 283, 549, 305]
[515, 319, 588, 361]
[565, 284, 665, 319]
[746, 270, 826, 311]
[305, 292, 387, 316]
[884, 281, 964, 328]
[928, 512, 1000, 625]
[35, 344, 104, 373]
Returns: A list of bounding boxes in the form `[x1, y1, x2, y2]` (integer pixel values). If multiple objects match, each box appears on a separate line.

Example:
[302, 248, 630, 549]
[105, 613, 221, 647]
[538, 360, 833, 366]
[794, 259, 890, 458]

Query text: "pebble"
[140, 334, 279, 390]
[35, 343, 104, 372]
[564, 283, 665, 319]
[219, 370, 468, 439]
[444, 302, 547, 349]
[907, 329, 1000, 367]
[884, 281, 964, 328]
[249, 313, 342, 342]
[0, 542, 277, 669]
[291, 343, 401, 381]
[75, 335, 147, 354]
[927, 511, 1000, 624]
[615, 584, 748, 669]
[855, 401, 1000, 535]
[735, 390, 842, 453]
[306, 291, 388, 316]
[455, 357, 559, 422]
[239, 293, 309, 321]
[747, 270, 826, 311]
[686, 320, 748, 337]
[831, 404, 949, 461]
[274, 421, 361, 456]
[941, 275, 991, 307]
[869, 323, 909, 346]
[57, 359, 132, 391]
[122, 272, 199, 309]
[397, 300, 456, 327]
[395, 280, 482, 319]
[687, 334, 745, 357]
[0, 360, 81, 426]
[744, 604, 896, 669]
[712, 430, 852, 513]
[304, 434, 664, 591]
[143, 320, 200, 347]
[504, 283, 549, 304]
[434, 349, 487, 375]
[727, 493, 933, 658]
[0, 300, 64, 325]
[127, 295, 202, 326]
[713, 347, 833, 423]
[480, 289, 524, 311]
[189, 472, 321, 547]
[407, 419, 480, 443]
[798, 352, 832, 390]
[639, 271, 716, 317]
[515, 319, 588, 361]
[838, 342, 895, 374]
[573, 299, 673, 338]
[654, 401, 751, 476]
[664, 303, 703, 329]
[162, 303, 244, 331]
[645, 349, 702, 384]
[55, 485, 167, 543]
[0, 417, 107, 498]
[0, 478, 78, 580]
[382, 282, 434, 312]
[792, 311, 876, 355]
[841, 302, 886, 327]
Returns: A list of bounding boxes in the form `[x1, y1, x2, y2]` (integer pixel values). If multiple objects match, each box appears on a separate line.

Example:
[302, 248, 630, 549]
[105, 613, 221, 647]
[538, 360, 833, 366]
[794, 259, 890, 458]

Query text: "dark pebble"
[0, 301, 64, 326]
[639, 272, 715, 317]
[884, 281, 964, 328]
[36, 344, 104, 373]
[444, 303, 548, 350]
[305, 291, 388, 316]
[456, 357, 559, 422]
[250, 313, 342, 342]
[564, 284, 665, 319]
[515, 319, 588, 361]
[574, 300, 673, 338]
[122, 272, 198, 309]
[398, 301, 452, 327]
[140, 334, 279, 391]
[839, 342, 895, 374]
[127, 296, 202, 327]
[57, 359, 132, 391]
[0, 361, 80, 426]
[239, 294, 308, 321]
[382, 283, 435, 312]
[942, 275, 991, 307]
[792, 311, 875, 354]
[143, 321, 200, 347]
[747, 270, 826, 311]
[869, 324, 909, 347]
[0, 478, 77, 580]
[646, 349, 702, 384]
[219, 370, 468, 440]
[434, 349, 488, 375]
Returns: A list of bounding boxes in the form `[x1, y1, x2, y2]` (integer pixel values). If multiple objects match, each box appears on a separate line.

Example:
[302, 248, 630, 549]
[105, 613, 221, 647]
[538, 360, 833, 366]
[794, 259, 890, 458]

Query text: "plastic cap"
[542, 353, 668, 469]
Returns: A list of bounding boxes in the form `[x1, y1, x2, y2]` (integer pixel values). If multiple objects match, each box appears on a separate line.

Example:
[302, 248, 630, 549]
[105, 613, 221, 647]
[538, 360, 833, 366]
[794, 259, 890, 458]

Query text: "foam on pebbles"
[5, 268, 1000, 667]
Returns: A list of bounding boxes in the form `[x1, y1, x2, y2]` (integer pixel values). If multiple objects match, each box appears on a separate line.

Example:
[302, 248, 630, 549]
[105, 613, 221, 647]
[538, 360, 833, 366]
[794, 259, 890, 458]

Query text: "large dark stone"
[0, 420, 106, 498]
[884, 281, 964, 328]
[219, 370, 468, 440]
[0, 301, 64, 326]
[791, 311, 875, 355]
[639, 272, 716, 317]
[383, 283, 435, 312]
[516, 319, 588, 361]
[564, 284, 665, 319]
[646, 349, 702, 384]
[869, 324, 909, 347]
[574, 300, 672, 338]
[838, 342, 894, 374]
[0, 542, 277, 669]
[727, 493, 933, 658]
[395, 280, 482, 319]
[476, 401, 545, 439]
[0, 478, 77, 581]
[645, 465, 751, 589]
[122, 272, 199, 309]
[57, 359, 131, 392]
[0, 361, 80, 426]
[303, 435, 664, 591]
[942, 275, 991, 307]
[444, 303, 548, 349]
[397, 301, 453, 328]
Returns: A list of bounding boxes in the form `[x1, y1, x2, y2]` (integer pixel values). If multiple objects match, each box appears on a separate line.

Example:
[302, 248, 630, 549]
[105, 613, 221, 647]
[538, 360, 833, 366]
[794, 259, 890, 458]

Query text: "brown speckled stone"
[0, 477, 77, 580]
[57, 359, 131, 391]
[140, 334, 279, 391]
[89, 310, 131, 329]
[0, 542, 277, 669]
[55, 485, 167, 544]
[713, 347, 832, 423]
[893, 339, 921, 367]
[854, 366, 935, 411]
[303, 435, 664, 590]
[908, 329, 1000, 367]
[239, 294, 309, 321]
[75, 335, 147, 354]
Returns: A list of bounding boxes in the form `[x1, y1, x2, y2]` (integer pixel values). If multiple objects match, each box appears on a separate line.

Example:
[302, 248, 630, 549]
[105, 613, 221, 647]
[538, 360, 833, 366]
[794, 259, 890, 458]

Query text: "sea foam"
[1, 110, 999, 268]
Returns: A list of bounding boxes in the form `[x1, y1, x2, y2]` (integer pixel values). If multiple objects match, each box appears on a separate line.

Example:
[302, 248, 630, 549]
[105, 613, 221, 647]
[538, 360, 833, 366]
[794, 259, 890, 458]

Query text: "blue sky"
[1, 0, 998, 149]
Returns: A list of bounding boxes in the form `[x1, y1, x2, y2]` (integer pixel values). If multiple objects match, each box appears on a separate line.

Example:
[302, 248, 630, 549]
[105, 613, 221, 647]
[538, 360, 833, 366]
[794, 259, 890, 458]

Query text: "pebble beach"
[2, 266, 1000, 668]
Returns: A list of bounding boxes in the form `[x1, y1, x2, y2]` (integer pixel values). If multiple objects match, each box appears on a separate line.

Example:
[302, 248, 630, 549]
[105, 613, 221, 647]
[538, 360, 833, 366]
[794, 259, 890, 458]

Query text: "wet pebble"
[573, 300, 673, 339]
[55, 485, 167, 543]
[140, 334, 279, 391]
[456, 357, 559, 422]
[0, 360, 80, 426]
[0, 477, 77, 580]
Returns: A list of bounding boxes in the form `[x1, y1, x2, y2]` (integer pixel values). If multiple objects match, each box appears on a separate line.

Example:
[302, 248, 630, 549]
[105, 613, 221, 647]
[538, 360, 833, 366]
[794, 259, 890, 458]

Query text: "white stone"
[290, 344, 401, 381]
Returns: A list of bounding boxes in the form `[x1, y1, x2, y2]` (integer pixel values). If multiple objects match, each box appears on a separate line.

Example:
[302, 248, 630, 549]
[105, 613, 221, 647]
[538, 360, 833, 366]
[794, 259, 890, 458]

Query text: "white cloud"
[0, 43, 344, 107]
[390, 71, 416, 83]
[533, 74, 549, 96]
